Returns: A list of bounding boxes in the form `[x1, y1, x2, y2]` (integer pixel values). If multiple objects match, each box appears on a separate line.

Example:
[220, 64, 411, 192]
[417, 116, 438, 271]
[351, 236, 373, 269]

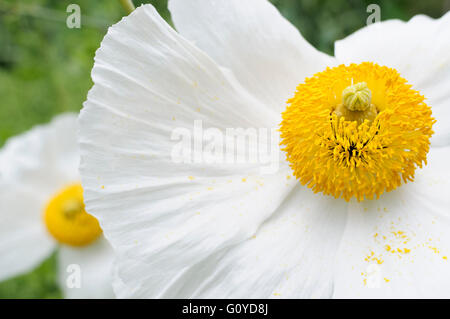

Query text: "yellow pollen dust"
[280, 63, 435, 201]
[44, 183, 102, 247]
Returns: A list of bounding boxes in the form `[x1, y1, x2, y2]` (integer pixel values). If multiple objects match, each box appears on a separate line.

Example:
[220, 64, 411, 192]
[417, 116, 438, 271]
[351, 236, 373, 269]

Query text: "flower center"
[280, 62, 435, 201]
[44, 183, 102, 246]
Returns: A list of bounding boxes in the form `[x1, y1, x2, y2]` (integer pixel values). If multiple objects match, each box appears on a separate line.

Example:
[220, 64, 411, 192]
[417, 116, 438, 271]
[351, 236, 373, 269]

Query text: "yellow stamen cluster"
[44, 183, 102, 246]
[280, 62, 435, 201]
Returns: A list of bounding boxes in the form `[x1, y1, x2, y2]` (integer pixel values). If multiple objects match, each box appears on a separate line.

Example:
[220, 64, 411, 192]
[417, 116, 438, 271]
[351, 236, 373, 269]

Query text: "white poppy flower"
[0, 114, 114, 299]
[79, 1, 450, 298]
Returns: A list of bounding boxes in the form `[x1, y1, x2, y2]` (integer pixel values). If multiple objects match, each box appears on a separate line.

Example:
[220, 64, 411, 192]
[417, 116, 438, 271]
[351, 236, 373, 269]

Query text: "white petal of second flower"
[0, 113, 80, 197]
[58, 237, 115, 299]
[335, 12, 450, 147]
[0, 113, 79, 282]
[169, 0, 335, 115]
[0, 184, 56, 282]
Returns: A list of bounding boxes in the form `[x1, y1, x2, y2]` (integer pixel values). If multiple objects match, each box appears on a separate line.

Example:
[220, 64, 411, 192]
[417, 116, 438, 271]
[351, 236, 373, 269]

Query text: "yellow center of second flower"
[280, 62, 435, 201]
[44, 183, 102, 247]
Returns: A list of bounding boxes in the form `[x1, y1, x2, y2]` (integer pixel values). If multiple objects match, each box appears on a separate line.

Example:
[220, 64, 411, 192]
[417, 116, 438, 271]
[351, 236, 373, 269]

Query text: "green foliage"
[0, 0, 447, 298]
[0, 0, 170, 147]
[0, 253, 61, 299]
[271, 0, 446, 54]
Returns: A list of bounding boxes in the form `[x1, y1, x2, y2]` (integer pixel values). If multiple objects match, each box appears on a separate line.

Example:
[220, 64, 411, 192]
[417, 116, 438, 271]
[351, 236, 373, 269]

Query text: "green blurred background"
[0, 0, 448, 298]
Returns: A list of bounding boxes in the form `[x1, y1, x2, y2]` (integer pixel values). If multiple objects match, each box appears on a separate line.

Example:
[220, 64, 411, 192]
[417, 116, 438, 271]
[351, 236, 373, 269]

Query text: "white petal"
[0, 184, 56, 281]
[169, 0, 335, 115]
[188, 186, 348, 298]
[109, 184, 348, 299]
[333, 146, 450, 298]
[80, 4, 309, 298]
[0, 114, 79, 281]
[83, 4, 274, 132]
[335, 12, 450, 147]
[58, 237, 115, 299]
[111, 261, 128, 298]
[88, 167, 300, 298]
[0, 113, 80, 196]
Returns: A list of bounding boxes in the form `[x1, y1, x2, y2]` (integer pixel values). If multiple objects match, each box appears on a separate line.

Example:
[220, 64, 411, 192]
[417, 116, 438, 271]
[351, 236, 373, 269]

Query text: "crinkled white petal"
[58, 237, 115, 299]
[109, 184, 348, 299]
[0, 113, 79, 281]
[183, 186, 348, 299]
[333, 146, 450, 298]
[79, 4, 347, 298]
[87, 167, 301, 298]
[169, 0, 335, 116]
[335, 12, 450, 147]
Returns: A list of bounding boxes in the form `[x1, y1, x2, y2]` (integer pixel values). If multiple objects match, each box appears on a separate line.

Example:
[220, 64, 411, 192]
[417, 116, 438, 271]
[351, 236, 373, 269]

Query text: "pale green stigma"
[342, 82, 372, 111]
[62, 199, 84, 219]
